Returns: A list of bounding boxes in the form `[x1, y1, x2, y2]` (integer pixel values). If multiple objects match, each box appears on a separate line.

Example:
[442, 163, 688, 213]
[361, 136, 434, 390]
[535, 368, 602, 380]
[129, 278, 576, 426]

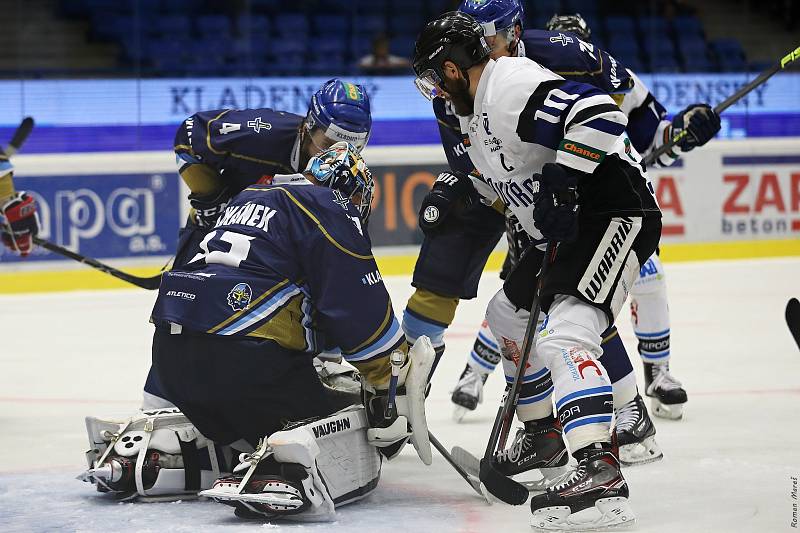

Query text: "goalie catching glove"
[362, 336, 435, 465]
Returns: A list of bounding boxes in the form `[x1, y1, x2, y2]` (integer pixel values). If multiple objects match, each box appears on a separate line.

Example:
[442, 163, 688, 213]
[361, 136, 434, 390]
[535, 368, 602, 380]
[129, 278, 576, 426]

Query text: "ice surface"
[1, 258, 799, 532]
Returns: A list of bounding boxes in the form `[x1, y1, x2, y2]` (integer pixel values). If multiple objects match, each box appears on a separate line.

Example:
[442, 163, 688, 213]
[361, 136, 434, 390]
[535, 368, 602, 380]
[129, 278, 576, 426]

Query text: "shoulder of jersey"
[216, 108, 303, 134]
[488, 57, 559, 108]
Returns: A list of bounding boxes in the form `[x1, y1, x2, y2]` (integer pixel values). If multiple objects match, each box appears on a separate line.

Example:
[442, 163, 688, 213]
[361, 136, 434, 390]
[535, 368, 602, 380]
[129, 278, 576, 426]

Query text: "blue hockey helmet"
[305, 141, 375, 222]
[305, 79, 372, 152]
[459, 0, 524, 38]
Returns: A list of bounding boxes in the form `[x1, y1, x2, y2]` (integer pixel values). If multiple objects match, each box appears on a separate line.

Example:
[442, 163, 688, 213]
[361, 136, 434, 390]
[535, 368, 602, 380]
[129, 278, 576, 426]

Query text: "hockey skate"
[615, 394, 663, 466]
[492, 418, 570, 491]
[451, 363, 488, 422]
[206, 454, 315, 520]
[530, 443, 635, 531]
[644, 362, 688, 420]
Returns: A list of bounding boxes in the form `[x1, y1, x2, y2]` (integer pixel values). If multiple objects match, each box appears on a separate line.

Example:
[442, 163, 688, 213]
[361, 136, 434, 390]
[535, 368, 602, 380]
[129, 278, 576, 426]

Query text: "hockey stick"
[478, 241, 557, 505]
[428, 432, 491, 503]
[643, 44, 800, 167]
[1, 116, 35, 157]
[32, 236, 162, 290]
[786, 298, 800, 350]
[451, 445, 570, 493]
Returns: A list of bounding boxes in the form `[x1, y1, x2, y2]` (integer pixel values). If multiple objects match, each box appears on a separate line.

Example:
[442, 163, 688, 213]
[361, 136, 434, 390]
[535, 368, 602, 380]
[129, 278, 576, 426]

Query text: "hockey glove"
[671, 104, 721, 152]
[532, 163, 580, 243]
[189, 187, 231, 227]
[418, 171, 476, 236]
[1, 191, 40, 257]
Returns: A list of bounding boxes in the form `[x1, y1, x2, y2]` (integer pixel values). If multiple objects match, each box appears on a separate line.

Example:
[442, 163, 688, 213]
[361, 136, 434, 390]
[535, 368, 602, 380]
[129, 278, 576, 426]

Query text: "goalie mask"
[305, 141, 375, 222]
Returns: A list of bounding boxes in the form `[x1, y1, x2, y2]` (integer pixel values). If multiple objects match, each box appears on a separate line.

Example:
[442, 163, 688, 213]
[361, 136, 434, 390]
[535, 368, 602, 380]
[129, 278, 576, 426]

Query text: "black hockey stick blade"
[33, 237, 162, 290]
[479, 457, 529, 505]
[453, 446, 565, 493]
[429, 433, 491, 503]
[4, 117, 34, 157]
[786, 298, 800, 350]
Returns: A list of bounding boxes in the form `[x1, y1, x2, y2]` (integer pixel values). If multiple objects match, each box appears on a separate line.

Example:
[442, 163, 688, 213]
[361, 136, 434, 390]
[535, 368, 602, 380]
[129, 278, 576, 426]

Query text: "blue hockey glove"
[532, 163, 580, 243]
[671, 104, 721, 152]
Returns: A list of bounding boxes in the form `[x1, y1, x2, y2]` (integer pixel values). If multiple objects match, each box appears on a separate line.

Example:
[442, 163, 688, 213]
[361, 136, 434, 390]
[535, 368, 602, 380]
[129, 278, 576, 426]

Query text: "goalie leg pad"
[79, 407, 229, 500]
[396, 336, 435, 465]
[202, 405, 381, 521]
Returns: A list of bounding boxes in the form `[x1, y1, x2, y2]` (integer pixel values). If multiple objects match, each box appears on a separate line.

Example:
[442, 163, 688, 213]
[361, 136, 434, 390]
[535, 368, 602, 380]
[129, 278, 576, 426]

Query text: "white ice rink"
[1, 257, 799, 532]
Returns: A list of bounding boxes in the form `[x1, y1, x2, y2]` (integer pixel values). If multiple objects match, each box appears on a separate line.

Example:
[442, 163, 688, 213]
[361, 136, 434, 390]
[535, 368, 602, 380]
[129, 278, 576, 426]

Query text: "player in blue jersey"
[82, 143, 435, 520]
[141, 78, 373, 409]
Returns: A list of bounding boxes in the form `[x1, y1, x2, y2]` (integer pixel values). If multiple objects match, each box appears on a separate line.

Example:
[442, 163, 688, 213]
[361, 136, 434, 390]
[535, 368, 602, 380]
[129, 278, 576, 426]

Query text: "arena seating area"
[55, 0, 749, 77]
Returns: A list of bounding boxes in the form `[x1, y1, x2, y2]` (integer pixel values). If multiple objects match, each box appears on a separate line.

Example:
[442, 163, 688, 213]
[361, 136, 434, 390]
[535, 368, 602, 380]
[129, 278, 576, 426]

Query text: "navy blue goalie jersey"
[174, 108, 303, 195]
[151, 178, 405, 385]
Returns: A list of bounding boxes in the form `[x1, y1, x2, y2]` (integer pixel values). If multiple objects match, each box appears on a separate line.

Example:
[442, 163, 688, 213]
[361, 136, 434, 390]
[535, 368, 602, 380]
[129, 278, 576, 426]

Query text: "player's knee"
[486, 288, 532, 348]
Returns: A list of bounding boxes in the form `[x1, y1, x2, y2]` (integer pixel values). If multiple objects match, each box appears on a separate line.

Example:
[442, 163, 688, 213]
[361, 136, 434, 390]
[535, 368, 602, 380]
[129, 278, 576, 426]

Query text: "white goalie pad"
[396, 335, 435, 465]
[201, 405, 381, 522]
[79, 407, 227, 500]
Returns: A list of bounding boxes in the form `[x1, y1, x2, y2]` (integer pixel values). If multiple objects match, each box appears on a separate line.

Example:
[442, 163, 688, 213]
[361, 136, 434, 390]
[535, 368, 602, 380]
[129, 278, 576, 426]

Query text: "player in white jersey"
[414, 12, 661, 530]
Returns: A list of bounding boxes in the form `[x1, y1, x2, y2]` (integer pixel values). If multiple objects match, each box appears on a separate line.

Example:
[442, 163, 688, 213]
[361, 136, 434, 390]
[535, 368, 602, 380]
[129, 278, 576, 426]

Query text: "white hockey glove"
[363, 336, 435, 465]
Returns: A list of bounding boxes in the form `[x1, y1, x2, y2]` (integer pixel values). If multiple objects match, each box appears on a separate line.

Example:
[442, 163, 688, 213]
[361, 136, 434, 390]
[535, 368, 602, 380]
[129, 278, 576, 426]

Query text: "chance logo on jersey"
[227, 283, 253, 311]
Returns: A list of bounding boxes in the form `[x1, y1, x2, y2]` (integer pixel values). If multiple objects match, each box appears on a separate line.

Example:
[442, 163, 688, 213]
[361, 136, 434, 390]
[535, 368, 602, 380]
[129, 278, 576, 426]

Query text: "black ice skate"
[204, 460, 311, 519]
[451, 363, 489, 422]
[530, 443, 635, 531]
[615, 393, 663, 466]
[492, 417, 570, 490]
[644, 362, 688, 420]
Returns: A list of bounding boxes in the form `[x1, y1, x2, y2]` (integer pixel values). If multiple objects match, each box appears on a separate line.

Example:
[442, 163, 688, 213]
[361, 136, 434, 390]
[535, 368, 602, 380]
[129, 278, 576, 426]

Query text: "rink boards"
[0, 138, 799, 293]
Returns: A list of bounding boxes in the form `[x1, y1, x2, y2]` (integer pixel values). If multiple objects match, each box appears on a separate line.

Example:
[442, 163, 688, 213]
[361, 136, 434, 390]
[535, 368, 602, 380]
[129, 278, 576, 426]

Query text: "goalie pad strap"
[178, 436, 201, 491]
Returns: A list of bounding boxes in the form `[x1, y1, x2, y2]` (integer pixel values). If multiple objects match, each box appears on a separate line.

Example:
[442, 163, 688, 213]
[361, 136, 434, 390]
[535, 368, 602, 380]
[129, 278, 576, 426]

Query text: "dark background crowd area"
[0, 0, 797, 78]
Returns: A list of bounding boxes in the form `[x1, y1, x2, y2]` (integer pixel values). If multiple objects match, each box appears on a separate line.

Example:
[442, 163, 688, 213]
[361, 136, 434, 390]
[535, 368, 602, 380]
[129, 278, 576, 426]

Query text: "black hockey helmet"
[545, 13, 592, 41]
[412, 11, 491, 100]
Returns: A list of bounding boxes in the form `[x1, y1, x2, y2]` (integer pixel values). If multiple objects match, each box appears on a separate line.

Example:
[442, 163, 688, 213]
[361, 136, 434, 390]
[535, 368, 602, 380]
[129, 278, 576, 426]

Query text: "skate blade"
[452, 405, 470, 423]
[531, 497, 636, 531]
[201, 487, 305, 511]
[619, 436, 664, 467]
[650, 398, 684, 420]
[521, 465, 573, 493]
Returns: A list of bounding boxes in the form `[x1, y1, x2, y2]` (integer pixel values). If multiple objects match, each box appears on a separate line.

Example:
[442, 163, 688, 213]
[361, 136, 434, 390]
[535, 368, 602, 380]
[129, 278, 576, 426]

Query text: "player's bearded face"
[440, 75, 473, 117]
